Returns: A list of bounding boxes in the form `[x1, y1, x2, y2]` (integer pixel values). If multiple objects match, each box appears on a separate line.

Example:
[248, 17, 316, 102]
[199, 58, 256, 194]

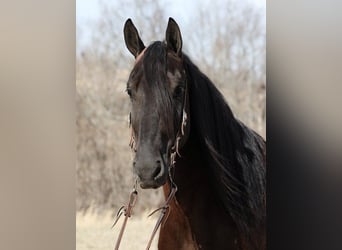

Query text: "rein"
[111, 180, 138, 250]
[112, 77, 188, 250]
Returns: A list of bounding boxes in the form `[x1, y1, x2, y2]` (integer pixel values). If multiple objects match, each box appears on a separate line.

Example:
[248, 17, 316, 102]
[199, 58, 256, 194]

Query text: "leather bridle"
[112, 77, 188, 250]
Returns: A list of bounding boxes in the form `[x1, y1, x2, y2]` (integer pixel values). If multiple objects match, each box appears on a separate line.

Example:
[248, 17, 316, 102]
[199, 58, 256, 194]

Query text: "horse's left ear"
[165, 17, 182, 56]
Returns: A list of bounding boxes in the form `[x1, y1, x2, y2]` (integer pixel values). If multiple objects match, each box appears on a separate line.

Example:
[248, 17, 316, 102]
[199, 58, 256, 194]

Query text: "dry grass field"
[77, 211, 159, 250]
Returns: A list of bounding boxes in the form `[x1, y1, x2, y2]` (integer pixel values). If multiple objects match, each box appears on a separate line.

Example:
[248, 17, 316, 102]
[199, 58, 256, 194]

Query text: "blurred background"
[76, 0, 265, 248]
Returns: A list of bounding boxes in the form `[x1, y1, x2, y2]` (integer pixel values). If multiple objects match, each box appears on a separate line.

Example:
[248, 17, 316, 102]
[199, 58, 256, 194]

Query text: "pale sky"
[77, 0, 265, 23]
[77, 0, 265, 49]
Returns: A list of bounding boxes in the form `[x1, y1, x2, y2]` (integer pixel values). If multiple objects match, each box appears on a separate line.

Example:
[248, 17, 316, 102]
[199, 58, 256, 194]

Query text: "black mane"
[183, 54, 266, 235]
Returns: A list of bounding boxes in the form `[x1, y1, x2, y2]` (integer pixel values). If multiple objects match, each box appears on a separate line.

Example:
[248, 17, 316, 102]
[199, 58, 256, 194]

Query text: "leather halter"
[113, 71, 188, 250]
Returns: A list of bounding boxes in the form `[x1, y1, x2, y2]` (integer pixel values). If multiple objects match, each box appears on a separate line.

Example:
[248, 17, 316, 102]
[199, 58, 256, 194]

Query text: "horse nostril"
[153, 160, 162, 179]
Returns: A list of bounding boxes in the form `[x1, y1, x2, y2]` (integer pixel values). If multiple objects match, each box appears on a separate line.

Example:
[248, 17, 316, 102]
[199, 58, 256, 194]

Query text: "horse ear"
[165, 17, 182, 56]
[124, 19, 145, 58]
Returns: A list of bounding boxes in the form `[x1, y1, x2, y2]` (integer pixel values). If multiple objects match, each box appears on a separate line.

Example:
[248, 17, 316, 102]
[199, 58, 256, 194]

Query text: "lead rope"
[112, 179, 138, 250]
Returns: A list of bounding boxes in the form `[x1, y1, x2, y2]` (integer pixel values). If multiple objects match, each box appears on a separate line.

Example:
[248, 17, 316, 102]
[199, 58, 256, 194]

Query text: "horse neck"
[164, 57, 266, 248]
[163, 132, 242, 249]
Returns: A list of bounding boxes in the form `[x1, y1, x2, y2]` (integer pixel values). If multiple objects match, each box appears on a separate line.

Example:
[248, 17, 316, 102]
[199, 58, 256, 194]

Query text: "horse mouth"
[140, 182, 161, 189]
[139, 172, 168, 189]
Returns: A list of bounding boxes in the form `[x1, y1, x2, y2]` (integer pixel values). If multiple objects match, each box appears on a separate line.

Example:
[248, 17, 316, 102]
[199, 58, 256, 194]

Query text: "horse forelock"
[140, 42, 175, 137]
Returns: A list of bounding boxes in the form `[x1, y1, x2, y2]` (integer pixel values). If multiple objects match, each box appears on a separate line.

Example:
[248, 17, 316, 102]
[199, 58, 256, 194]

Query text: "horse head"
[124, 18, 190, 189]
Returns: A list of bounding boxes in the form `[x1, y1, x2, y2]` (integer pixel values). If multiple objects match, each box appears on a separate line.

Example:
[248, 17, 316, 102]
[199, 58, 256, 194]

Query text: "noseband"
[113, 74, 188, 250]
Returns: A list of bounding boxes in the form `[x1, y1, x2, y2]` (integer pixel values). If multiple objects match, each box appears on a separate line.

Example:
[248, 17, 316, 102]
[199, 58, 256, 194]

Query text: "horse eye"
[173, 85, 183, 97]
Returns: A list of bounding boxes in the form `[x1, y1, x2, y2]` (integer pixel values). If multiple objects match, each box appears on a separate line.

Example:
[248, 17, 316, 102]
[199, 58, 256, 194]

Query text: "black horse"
[123, 18, 266, 250]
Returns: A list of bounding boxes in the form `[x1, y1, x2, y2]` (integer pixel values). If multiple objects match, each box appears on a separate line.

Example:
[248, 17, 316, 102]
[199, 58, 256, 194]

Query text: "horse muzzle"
[133, 156, 168, 189]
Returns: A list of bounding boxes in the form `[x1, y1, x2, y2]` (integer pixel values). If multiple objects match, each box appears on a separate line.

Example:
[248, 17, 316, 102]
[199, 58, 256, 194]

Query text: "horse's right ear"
[124, 19, 145, 58]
